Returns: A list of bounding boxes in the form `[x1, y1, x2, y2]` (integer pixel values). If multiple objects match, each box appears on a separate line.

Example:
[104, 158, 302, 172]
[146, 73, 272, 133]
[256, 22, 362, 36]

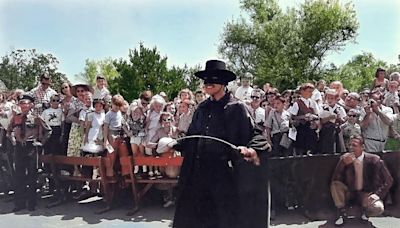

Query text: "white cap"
[156, 137, 175, 153]
[325, 88, 337, 96]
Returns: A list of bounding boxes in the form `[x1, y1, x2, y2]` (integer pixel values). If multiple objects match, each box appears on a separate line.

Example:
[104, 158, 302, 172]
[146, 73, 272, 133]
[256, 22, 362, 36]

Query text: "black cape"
[173, 93, 270, 228]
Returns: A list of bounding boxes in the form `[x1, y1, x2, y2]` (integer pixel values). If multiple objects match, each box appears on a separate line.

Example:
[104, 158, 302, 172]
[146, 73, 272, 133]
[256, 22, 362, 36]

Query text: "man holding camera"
[360, 89, 394, 152]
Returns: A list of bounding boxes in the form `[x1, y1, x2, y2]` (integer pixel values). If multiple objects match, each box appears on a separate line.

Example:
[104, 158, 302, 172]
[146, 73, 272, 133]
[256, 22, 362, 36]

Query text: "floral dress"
[67, 99, 85, 157]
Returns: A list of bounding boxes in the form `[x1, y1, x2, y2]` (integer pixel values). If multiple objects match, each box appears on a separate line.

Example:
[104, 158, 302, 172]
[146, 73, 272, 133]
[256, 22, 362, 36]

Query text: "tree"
[111, 43, 201, 102]
[324, 52, 386, 92]
[0, 49, 68, 91]
[386, 54, 400, 75]
[219, 0, 359, 91]
[76, 58, 120, 93]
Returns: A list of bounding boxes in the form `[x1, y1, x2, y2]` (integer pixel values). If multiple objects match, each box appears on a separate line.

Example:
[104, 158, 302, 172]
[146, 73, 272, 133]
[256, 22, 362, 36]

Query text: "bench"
[39, 155, 118, 214]
[120, 156, 183, 215]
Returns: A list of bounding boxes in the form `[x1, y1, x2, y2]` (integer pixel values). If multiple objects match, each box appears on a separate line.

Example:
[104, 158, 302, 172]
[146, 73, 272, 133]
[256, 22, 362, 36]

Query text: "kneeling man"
[330, 135, 393, 226]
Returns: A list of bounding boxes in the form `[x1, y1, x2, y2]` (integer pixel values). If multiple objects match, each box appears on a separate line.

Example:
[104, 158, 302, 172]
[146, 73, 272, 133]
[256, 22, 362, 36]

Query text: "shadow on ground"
[270, 204, 400, 228]
[0, 188, 174, 227]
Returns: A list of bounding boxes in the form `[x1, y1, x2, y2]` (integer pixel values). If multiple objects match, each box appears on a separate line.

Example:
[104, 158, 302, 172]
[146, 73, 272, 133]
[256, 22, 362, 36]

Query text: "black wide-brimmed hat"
[194, 60, 236, 85]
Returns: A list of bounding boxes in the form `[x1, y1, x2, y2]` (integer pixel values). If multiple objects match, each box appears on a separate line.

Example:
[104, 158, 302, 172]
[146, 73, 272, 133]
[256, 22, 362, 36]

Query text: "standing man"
[92, 74, 110, 100]
[331, 136, 393, 226]
[8, 94, 51, 212]
[360, 89, 394, 152]
[343, 92, 362, 113]
[28, 73, 57, 115]
[248, 88, 266, 128]
[172, 60, 270, 228]
[234, 72, 254, 102]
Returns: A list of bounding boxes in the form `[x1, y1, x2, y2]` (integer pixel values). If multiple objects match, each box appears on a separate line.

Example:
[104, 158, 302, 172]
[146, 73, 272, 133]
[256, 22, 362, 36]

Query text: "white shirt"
[311, 89, 323, 108]
[354, 152, 364, 190]
[247, 105, 265, 124]
[177, 111, 193, 133]
[266, 109, 290, 135]
[360, 105, 394, 141]
[288, 97, 320, 116]
[235, 86, 253, 102]
[319, 103, 347, 123]
[0, 101, 13, 129]
[79, 108, 91, 122]
[28, 85, 57, 115]
[383, 91, 399, 107]
[104, 110, 123, 130]
[93, 86, 110, 100]
[41, 107, 64, 127]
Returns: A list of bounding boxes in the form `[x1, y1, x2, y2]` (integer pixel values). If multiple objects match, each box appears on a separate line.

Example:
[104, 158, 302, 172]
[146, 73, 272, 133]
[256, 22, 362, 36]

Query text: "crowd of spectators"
[0, 68, 399, 224]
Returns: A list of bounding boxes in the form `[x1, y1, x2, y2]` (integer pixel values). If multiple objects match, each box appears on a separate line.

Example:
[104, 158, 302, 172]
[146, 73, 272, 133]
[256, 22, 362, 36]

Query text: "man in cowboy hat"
[172, 59, 270, 228]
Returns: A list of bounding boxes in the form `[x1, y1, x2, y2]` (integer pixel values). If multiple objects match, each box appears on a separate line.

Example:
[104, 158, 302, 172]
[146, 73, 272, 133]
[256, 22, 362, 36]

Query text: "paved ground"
[1, 192, 400, 228]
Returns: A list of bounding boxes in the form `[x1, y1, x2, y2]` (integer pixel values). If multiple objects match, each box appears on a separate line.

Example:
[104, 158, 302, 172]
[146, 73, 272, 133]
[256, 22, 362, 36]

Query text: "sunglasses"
[251, 96, 261, 99]
[18, 100, 31, 104]
[52, 99, 60, 102]
[347, 96, 358, 100]
[162, 118, 172, 122]
[348, 115, 358, 117]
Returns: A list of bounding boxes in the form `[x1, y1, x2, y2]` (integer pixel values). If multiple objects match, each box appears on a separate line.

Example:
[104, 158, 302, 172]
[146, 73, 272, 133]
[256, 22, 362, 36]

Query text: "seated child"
[156, 137, 181, 208]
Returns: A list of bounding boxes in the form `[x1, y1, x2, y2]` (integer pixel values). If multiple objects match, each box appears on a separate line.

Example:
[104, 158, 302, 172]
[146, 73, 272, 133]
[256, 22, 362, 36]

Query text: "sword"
[174, 135, 240, 150]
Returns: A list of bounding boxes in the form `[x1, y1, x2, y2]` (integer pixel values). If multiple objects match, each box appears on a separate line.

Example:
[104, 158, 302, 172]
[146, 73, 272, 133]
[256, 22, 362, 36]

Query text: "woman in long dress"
[66, 84, 92, 176]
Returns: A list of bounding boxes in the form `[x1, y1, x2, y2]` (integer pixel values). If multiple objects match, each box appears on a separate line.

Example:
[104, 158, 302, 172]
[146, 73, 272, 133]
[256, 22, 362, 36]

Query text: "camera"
[368, 99, 376, 106]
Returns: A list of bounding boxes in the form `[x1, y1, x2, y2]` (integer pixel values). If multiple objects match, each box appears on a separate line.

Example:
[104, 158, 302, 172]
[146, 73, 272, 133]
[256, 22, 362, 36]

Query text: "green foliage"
[324, 52, 387, 92]
[111, 43, 201, 102]
[386, 55, 400, 75]
[0, 49, 68, 91]
[219, 0, 359, 91]
[76, 58, 121, 94]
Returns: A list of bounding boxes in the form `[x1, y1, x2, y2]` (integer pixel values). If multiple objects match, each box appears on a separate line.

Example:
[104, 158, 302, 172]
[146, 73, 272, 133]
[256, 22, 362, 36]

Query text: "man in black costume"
[172, 60, 270, 228]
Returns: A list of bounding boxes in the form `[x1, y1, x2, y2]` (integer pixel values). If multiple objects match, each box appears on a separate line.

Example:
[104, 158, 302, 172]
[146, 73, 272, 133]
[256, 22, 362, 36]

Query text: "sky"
[0, 0, 399, 84]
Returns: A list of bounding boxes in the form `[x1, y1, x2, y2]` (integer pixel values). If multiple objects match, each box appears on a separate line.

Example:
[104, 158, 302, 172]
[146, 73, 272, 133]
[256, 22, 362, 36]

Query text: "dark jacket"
[332, 152, 393, 199]
[173, 93, 270, 228]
